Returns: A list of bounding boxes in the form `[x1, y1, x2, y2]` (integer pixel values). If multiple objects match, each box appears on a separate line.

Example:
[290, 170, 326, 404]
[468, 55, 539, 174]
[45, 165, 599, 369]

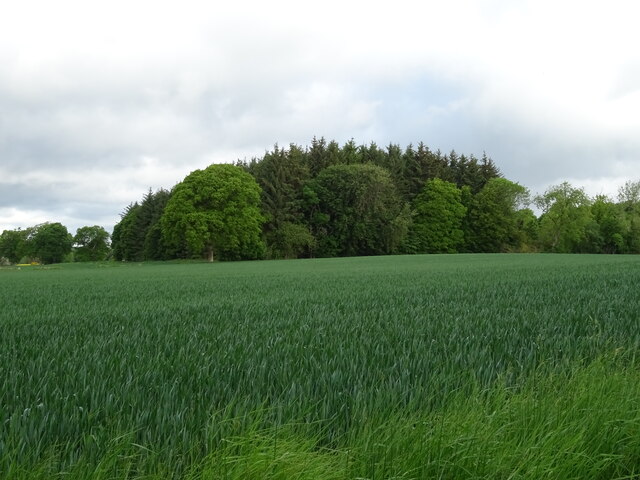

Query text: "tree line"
[0, 223, 110, 265]
[2, 138, 640, 264]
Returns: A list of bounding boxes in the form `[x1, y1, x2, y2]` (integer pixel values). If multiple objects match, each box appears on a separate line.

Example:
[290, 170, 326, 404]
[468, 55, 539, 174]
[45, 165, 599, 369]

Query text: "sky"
[1, 0, 639, 234]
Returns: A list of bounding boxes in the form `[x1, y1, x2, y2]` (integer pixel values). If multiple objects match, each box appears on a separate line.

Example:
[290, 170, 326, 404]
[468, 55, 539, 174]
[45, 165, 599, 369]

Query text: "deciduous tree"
[535, 182, 592, 253]
[31, 222, 73, 264]
[409, 178, 466, 253]
[74, 225, 110, 261]
[0, 229, 29, 263]
[467, 178, 530, 252]
[161, 164, 265, 261]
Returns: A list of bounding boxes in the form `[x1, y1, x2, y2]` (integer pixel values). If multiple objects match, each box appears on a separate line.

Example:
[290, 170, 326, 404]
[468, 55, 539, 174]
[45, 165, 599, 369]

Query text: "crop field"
[2, 254, 640, 479]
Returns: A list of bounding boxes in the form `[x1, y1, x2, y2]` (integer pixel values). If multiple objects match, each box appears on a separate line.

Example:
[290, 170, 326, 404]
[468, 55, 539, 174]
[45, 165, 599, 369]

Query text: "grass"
[1, 254, 640, 478]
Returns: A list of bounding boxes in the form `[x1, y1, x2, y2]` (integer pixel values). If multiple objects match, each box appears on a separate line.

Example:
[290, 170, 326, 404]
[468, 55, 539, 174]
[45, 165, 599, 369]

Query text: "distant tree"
[409, 178, 466, 253]
[588, 196, 625, 253]
[268, 222, 315, 259]
[618, 180, 640, 206]
[141, 189, 171, 260]
[253, 144, 311, 259]
[161, 164, 265, 261]
[0, 229, 29, 263]
[307, 136, 329, 176]
[466, 178, 530, 252]
[307, 163, 409, 257]
[359, 142, 386, 166]
[513, 208, 540, 252]
[379, 143, 406, 196]
[340, 139, 361, 165]
[111, 202, 142, 261]
[617, 180, 640, 253]
[111, 189, 171, 261]
[74, 225, 110, 261]
[31, 222, 73, 264]
[535, 182, 592, 253]
[402, 143, 446, 201]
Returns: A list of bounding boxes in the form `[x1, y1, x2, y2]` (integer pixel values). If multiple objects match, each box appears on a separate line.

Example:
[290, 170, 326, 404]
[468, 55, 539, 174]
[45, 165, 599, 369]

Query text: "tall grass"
[2, 254, 640, 477]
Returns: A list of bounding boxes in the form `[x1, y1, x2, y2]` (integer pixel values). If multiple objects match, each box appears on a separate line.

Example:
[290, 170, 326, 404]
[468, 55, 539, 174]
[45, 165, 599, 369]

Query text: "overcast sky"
[1, 0, 639, 233]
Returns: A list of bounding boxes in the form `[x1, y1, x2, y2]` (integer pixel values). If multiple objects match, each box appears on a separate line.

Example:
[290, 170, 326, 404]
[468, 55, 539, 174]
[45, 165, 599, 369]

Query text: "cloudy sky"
[1, 0, 639, 233]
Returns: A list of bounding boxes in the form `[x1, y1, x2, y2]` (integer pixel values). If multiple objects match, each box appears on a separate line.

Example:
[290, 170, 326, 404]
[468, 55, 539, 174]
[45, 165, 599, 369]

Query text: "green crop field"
[2, 254, 640, 479]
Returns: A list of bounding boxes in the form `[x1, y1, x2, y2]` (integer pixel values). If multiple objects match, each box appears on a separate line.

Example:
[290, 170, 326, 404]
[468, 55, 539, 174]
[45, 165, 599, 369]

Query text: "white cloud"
[1, 0, 640, 232]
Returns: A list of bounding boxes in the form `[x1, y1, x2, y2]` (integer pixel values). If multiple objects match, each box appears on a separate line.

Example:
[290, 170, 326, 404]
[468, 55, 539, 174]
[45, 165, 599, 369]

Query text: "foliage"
[306, 163, 409, 256]
[618, 180, 640, 253]
[161, 164, 265, 261]
[409, 178, 466, 253]
[0, 229, 29, 263]
[535, 182, 592, 253]
[589, 196, 625, 253]
[29, 222, 73, 264]
[111, 189, 171, 261]
[266, 221, 315, 259]
[252, 144, 311, 259]
[74, 225, 111, 261]
[467, 178, 530, 252]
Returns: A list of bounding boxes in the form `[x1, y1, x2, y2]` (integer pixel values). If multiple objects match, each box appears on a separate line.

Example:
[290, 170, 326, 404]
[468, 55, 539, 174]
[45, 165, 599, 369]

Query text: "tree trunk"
[207, 246, 214, 262]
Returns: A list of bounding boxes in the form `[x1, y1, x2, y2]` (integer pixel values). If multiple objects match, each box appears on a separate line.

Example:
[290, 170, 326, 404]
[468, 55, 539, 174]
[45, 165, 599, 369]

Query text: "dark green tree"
[589, 196, 625, 253]
[402, 143, 446, 201]
[253, 144, 311, 259]
[359, 142, 386, 166]
[307, 163, 409, 257]
[340, 139, 361, 165]
[161, 164, 265, 261]
[31, 222, 73, 264]
[307, 136, 329, 176]
[268, 222, 316, 259]
[141, 189, 171, 260]
[466, 178, 530, 252]
[513, 208, 540, 252]
[0, 229, 29, 263]
[74, 225, 111, 261]
[618, 180, 640, 253]
[111, 202, 142, 261]
[409, 178, 466, 253]
[111, 189, 171, 261]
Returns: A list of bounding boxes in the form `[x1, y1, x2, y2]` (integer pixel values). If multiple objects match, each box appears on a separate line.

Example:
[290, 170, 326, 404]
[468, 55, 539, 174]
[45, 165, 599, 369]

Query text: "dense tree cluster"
[2, 138, 640, 264]
[0, 223, 109, 264]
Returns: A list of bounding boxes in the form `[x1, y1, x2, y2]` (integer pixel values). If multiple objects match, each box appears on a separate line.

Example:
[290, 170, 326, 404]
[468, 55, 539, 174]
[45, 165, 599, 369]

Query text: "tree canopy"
[74, 225, 111, 261]
[307, 163, 409, 257]
[31, 223, 73, 264]
[409, 178, 466, 253]
[160, 164, 265, 261]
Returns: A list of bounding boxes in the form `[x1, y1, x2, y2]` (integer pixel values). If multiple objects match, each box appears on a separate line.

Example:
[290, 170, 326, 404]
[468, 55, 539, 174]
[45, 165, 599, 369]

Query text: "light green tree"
[161, 164, 265, 261]
[535, 182, 592, 253]
[410, 178, 466, 253]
